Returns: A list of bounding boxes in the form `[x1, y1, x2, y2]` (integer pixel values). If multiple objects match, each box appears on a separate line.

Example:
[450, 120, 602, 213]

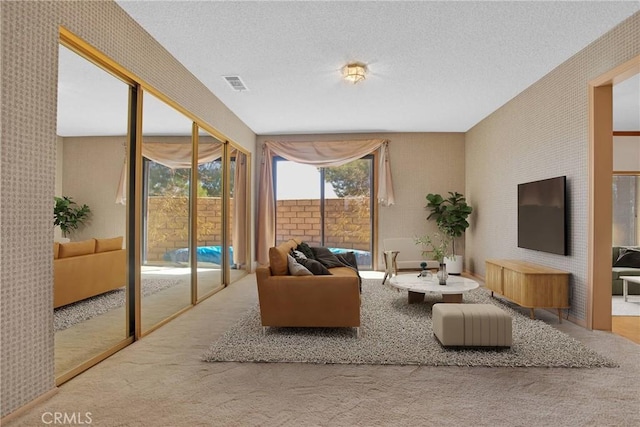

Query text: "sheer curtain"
[256, 139, 394, 265]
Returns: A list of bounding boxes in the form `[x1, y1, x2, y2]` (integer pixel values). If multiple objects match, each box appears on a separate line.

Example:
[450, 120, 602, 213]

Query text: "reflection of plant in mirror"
[54, 196, 91, 237]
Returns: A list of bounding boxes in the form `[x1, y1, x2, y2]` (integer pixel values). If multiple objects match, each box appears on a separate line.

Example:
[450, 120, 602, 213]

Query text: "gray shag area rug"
[54, 277, 181, 332]
[203, 279, 618, 368]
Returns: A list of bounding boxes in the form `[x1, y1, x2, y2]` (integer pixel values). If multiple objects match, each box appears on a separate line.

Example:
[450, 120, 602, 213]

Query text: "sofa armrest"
[256, 265, 273, 282]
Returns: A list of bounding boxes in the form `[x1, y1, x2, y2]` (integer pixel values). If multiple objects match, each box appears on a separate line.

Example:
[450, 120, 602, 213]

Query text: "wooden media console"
[485, 259, 570, 322]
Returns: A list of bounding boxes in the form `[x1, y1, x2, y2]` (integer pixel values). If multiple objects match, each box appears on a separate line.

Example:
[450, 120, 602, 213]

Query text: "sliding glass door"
[274, 157, 373, 269]
[275, 161, 322, 245]
[324, 158, 373, 269]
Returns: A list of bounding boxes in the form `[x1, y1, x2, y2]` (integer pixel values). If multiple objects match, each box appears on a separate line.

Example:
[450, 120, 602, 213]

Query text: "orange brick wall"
[276, 198, 370, 251]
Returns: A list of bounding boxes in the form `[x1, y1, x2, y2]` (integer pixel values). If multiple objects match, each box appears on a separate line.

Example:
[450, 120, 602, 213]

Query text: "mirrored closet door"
[140, 92, 194, 334]
[195, 129, 225, 300]
[55, 29, 253, 384]
[55, 44, 132, 382]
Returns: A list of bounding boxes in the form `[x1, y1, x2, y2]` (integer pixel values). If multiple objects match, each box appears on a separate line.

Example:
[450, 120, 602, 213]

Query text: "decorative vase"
[419, 268, 432, 281]
[437, 263, 448, 285]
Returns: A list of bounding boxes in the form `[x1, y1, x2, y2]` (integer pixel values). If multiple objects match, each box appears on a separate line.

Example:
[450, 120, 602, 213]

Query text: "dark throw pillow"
[298, 258, 331, 275]
[335, 251, 359, 270]
[296, 242, 316, 260]
[613, 248, 640, 268]
[290, 249, 308, 261]
[311, 246, 344, 268]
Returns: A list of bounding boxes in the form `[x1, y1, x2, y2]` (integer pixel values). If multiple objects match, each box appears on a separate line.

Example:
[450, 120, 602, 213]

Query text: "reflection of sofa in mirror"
[53, 237, 126, 308]
[612, 246, 640, 295]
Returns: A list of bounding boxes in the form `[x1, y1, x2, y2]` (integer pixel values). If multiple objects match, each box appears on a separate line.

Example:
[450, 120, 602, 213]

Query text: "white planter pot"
[444, 255, 463, 275]
[54, 237, 70, 243]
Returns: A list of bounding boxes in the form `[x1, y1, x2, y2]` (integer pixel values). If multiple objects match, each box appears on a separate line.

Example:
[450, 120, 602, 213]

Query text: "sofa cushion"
[613, 248, 640, 268]
[296, 241, 316, 259]
[53, 242, 60, 260]
[58, 239, 96, 258]
[612, 246, 640, 265]
[95, 236, 123, 253]
[287, 254, 313, 276]
[327, 266, 360, 278]
[311, 246, 344, 268]
[298, 258, 331, 275]
[269, 239, 300, 275]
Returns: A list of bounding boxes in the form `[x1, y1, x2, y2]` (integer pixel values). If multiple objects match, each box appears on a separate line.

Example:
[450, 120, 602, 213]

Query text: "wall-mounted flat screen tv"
[518, 176, 567, 255]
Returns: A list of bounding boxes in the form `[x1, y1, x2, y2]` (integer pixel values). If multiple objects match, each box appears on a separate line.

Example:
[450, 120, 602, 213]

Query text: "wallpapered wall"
[2, 0, 638, 419]
[256, 132, 466, 268]
[62, 137, 128, 243]
[465, 12, 640, 323]
[613, 136, 640, 171]
[0, 1, 255, 417]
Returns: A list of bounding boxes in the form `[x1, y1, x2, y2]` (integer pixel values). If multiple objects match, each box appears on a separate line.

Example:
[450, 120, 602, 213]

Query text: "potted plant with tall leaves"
[54, 196, 91, 239]
[425, 191, 473, 274]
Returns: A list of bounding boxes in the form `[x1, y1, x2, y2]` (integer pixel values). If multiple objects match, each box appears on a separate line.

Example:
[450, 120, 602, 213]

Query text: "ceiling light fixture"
[343, 62, 367, 84]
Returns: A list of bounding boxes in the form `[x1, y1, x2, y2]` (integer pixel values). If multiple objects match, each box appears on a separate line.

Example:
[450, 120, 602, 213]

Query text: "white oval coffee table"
[389, 274, 479, 304]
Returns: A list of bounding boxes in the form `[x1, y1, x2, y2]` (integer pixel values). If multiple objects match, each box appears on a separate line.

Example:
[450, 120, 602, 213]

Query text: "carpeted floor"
[54, 277, 181, 331]
[6, 274, 640, 427]
[203, 279, 616, 368]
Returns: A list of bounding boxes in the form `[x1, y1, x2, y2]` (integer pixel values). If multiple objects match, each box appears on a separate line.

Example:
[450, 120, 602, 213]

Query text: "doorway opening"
[589, 55, 639, 344]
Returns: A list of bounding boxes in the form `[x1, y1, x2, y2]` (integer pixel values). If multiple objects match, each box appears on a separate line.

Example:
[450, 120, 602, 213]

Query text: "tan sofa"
[53, 237, 126, 308]
[256, 239, 361, 333]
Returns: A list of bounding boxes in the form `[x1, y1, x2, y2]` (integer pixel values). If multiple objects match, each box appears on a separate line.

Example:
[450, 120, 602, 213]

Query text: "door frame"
[588, 55, 640, 330]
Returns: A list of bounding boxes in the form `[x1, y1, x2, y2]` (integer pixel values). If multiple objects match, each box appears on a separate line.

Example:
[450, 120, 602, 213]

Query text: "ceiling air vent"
[222, 75, 249, 91]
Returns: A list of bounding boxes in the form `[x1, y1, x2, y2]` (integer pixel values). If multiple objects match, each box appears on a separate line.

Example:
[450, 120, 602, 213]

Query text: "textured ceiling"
[58, 1, 640, 136]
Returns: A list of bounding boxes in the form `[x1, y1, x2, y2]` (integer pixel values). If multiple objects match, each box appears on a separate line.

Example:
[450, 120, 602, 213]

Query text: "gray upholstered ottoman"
[432, 303, 512, 347]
